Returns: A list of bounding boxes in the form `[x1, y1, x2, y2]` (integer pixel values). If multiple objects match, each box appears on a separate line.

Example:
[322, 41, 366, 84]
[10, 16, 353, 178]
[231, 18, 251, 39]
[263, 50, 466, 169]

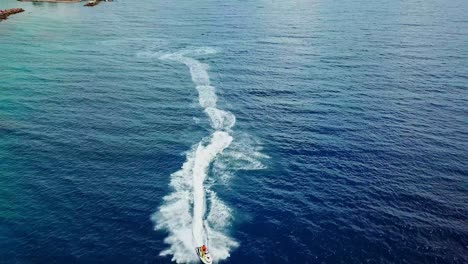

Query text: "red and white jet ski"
[195, 245, 213, 264]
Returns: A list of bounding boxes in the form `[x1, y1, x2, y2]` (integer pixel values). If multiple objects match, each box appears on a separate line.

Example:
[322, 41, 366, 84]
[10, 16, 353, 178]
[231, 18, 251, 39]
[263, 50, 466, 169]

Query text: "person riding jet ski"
[196, 245, 212, 264]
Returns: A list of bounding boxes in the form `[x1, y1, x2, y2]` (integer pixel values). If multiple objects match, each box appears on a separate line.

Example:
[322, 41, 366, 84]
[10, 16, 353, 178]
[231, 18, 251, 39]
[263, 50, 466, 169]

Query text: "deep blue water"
[1, 0, 467, 263]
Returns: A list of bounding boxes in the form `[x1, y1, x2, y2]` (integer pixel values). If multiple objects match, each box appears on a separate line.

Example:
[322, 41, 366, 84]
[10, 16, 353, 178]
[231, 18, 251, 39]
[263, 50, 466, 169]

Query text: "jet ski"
[195, 245, 213, 264]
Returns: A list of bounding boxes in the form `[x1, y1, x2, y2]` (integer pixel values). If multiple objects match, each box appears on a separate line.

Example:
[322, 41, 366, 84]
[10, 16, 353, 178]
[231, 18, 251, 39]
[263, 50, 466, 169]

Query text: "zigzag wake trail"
[146, 48, 238, 263]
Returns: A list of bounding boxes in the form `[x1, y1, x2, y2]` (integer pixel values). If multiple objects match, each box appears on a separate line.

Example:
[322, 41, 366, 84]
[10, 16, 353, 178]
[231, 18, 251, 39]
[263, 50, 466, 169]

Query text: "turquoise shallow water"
[1, 0, 467, 263]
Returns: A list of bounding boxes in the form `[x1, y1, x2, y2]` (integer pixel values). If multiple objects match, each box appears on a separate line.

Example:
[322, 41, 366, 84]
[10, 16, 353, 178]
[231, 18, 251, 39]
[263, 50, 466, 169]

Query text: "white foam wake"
[149, 48, 239, 263]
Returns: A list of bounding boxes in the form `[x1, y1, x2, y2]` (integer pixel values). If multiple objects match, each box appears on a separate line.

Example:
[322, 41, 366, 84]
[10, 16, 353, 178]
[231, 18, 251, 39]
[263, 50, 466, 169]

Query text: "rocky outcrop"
[0, 8, 25, 20]
[18, 0, 80, 2]
[84, 0, 101, 7]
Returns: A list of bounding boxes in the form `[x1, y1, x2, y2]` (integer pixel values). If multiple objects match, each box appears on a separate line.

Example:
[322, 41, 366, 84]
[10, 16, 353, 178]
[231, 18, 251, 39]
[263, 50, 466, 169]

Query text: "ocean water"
[1, 0, 467, 263]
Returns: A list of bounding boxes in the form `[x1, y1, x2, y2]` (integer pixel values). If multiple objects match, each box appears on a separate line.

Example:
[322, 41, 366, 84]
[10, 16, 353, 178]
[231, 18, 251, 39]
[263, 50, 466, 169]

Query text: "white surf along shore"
[142, 48, 250, 263]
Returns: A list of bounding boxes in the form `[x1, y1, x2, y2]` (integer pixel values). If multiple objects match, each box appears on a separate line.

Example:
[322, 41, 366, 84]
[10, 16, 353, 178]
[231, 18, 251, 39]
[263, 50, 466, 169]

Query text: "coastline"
[18, 0, 81, 3]
[0, 8, 25, 20]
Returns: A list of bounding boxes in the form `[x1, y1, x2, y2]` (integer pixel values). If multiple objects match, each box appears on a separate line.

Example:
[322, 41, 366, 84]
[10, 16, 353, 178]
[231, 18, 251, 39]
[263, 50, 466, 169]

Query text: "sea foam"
[148, 48, 239, 263]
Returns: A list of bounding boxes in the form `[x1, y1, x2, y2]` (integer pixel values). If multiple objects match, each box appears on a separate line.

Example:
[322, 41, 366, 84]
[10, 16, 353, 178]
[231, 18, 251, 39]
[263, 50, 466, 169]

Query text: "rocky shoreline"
[0, 8, 25, 21]
[84, 0, 101, 7]
[16, 0, 112, 7]
[0, 0, 112, 22]
[17, 0, 80, 3]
